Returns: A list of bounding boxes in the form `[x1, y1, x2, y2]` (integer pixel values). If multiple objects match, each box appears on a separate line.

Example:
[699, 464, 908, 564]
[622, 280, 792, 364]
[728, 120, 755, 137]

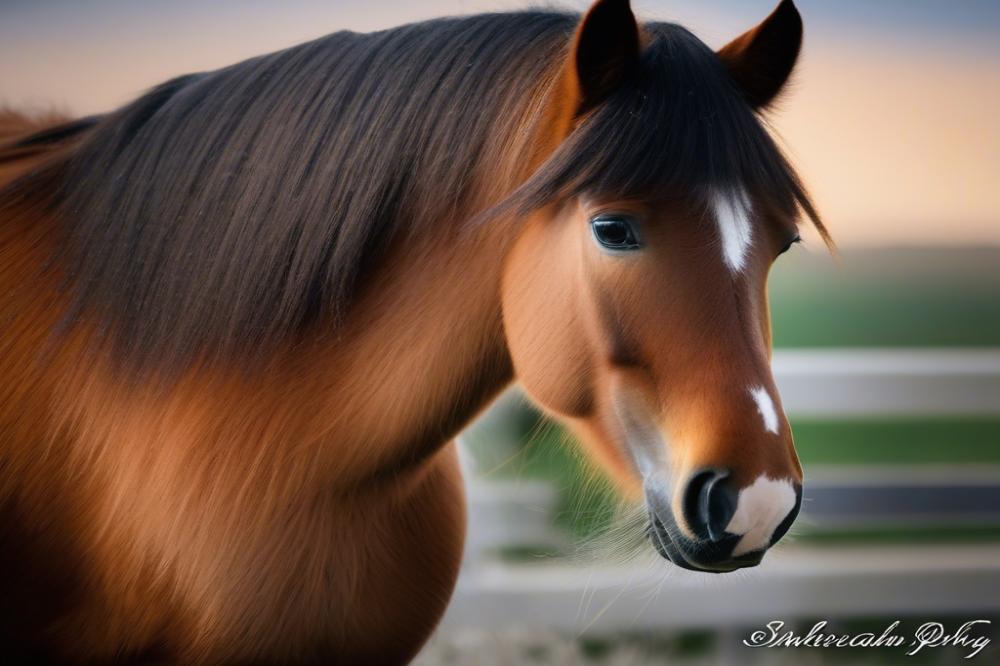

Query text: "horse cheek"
[502, 220, 595, 418]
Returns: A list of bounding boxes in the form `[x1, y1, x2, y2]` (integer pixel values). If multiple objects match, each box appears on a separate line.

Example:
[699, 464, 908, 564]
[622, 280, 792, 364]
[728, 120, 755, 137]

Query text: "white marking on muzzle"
[749, 385, 780, 435]
[725, 475, 797, 557]
[710, 187, 753, 273]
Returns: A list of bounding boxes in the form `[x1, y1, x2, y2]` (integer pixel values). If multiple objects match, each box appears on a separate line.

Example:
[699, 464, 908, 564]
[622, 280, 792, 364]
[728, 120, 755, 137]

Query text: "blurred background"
[3, 1, 998, 663]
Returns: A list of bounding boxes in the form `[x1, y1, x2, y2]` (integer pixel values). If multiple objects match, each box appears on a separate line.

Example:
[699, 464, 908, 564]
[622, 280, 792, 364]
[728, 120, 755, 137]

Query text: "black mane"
[3, 10, 821, 371]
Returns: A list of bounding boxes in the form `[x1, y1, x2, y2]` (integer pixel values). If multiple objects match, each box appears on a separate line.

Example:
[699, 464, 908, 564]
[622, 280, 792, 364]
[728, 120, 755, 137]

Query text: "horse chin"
[646, 510, 764, 574]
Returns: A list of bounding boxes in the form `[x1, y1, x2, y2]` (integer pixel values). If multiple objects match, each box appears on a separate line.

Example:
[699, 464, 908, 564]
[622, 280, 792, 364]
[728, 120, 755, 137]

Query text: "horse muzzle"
[645, 469, 802, 573]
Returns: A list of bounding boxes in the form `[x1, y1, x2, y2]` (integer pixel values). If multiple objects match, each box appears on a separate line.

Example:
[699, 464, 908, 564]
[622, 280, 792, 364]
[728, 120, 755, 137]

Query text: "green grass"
[793, 418, 1000, 465]
[494, 418, 1000, 475]
[770, 247, 1000, 348]
[792, 526, 1000, 545]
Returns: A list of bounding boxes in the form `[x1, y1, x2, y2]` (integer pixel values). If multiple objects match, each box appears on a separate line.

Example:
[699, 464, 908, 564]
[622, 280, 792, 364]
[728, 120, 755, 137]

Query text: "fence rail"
[773, 348, 1000, 416]
[442, 545, 1000, 632]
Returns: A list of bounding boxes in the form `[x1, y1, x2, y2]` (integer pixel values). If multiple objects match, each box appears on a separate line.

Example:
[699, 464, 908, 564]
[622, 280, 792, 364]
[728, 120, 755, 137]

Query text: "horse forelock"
[496, 23, 827, 239]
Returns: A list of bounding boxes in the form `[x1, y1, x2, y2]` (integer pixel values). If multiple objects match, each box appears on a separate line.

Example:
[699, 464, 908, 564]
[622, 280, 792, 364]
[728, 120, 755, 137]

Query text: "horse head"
[502, 0, 828, 572]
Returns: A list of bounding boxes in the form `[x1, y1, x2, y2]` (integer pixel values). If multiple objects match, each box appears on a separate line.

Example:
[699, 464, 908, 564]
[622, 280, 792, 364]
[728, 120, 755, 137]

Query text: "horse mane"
[0, 10, 825, 374]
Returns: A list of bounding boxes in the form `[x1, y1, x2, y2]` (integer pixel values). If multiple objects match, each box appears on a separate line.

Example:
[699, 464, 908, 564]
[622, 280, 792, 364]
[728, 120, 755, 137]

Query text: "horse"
[0, 0, 831, 662]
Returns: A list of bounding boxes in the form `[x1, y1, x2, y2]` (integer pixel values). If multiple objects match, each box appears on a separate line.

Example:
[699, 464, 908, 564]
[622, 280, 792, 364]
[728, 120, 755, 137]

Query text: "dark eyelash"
[779, 234, 801, 255]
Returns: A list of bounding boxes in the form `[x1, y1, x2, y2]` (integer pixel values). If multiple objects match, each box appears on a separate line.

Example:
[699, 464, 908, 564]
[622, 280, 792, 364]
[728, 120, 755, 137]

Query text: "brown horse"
[0, 0, 830, 662]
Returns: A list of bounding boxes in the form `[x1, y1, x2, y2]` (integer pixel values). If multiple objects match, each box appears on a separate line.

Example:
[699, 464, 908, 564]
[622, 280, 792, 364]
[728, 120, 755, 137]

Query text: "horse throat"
[318, 221, 516, 486]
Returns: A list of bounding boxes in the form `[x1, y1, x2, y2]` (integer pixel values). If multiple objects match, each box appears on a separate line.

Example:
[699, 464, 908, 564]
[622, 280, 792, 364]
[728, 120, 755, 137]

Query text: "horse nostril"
[682, 468, 738, 542]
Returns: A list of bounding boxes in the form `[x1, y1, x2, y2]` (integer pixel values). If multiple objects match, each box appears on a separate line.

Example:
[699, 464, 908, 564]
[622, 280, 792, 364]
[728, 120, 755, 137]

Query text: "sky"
[1, 0, 998, 248]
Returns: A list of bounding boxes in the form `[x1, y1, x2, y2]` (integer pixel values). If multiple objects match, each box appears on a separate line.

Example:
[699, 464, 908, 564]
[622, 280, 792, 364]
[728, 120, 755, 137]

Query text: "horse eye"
[778, 234, 801, 255]
[591, 215, 641, 251]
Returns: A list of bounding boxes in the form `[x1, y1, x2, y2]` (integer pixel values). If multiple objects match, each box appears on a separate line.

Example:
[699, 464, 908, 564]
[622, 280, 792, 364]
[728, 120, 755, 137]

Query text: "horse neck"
[44, 214, 515, 514]
[295, 67, 571, 488]
[224, 216, 518, 491]
[61, 53, 569, 496]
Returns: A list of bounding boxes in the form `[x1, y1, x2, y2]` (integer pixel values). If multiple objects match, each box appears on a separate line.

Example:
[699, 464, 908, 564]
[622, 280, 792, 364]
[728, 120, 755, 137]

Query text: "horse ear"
[717, 0, 803, 109]
[569, 0, 641, 115]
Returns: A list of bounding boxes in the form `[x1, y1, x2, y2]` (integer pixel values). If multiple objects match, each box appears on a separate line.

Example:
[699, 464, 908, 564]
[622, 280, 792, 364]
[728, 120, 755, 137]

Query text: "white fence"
[773, 348, 1000, 417]
[442, 546, 1000, 633]
[443, 348, 1000, 633]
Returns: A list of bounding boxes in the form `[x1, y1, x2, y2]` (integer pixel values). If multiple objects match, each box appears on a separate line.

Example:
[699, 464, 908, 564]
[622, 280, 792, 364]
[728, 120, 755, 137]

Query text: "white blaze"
[725, 475, 797, 556]
[749, 385, 780, 435]
[710, 188, 753, 273]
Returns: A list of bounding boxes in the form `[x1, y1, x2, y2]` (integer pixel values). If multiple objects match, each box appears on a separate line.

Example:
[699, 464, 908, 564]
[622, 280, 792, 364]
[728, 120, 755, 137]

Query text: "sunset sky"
[1, 0, 997, 248]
